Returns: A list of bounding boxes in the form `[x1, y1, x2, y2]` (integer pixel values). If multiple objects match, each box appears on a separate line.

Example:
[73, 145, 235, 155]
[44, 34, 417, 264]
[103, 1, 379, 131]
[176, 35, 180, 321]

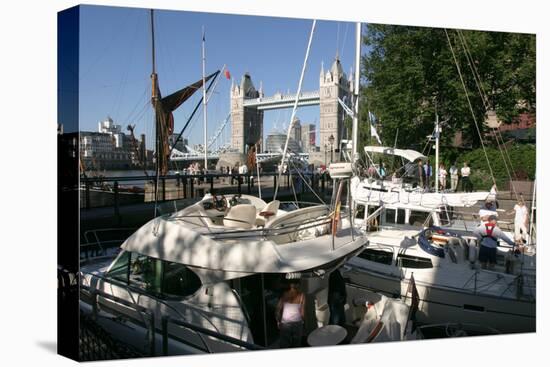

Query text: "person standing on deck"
[474, 215, 516, 270]
[328, 270, 347, 327]
[276, 281, 305, 348]
[508, 198, 529, 242]
[449, 163, 459, 192]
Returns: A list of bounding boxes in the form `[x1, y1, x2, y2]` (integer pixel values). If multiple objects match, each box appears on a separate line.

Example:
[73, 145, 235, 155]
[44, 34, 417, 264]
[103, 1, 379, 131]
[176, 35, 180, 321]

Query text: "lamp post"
[328, 134, 335, 163]
[324, 144, 328, 166]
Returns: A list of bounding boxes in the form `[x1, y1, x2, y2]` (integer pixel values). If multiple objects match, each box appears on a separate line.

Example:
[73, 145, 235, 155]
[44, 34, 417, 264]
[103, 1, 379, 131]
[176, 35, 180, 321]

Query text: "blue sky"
[77, 5, 358, 149]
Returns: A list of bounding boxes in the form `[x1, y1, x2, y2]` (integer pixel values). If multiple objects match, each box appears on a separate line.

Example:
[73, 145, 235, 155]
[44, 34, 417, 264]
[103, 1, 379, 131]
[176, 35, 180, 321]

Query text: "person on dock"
[423, 160, 432, 191]
[276, 281, 305, 348]
[449, 162, 459, 192]
[460, 162, 472, 192]
[439, 163, 447, 191]
[509, 198, 529, 243]
[473, 215, 517, 270]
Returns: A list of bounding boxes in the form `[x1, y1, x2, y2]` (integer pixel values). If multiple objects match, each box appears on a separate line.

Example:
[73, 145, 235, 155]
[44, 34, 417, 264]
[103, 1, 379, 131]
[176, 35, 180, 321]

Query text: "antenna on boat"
[351, 22, 361, 164]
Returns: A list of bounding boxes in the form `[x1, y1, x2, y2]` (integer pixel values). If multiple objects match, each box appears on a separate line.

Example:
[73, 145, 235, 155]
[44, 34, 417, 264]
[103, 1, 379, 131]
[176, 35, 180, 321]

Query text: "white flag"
[368, 111, 382, 144]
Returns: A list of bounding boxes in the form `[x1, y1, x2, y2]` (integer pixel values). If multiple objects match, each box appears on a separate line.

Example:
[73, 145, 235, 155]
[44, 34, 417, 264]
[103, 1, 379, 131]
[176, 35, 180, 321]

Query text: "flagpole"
[202, 26, 208, 171]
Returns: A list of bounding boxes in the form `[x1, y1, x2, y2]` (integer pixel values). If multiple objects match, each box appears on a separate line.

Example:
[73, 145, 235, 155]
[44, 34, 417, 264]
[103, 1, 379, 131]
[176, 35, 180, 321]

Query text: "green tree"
[359, 24, 535, 153]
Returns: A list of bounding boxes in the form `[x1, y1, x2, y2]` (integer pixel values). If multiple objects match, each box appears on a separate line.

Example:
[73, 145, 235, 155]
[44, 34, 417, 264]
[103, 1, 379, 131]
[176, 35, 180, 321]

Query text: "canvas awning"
[364, 146, 426, 162]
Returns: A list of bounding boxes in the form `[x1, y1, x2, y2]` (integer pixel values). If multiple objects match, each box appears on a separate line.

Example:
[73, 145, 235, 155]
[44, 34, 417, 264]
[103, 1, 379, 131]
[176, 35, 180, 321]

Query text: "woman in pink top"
[276, 281, 305, 348]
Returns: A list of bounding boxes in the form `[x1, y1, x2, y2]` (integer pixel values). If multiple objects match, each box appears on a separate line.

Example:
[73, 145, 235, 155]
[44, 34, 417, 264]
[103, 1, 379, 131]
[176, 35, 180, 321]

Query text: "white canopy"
[120, 213, 365, 283]
[364, 146, 426, 162]
[351, 177, 490, 209]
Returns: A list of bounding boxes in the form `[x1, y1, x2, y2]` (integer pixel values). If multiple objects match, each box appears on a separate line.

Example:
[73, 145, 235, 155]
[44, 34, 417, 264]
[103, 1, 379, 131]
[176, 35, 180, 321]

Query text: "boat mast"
[435, 108, 440, 193]
[202, 26, 208, 170]
[150, 9, 161, 210]
[352, 22, 361, 164]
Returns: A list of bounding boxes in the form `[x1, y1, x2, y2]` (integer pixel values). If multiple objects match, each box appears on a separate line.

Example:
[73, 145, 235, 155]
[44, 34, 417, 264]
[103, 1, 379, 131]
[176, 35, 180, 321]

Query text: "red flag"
[224, 69, 231, 80]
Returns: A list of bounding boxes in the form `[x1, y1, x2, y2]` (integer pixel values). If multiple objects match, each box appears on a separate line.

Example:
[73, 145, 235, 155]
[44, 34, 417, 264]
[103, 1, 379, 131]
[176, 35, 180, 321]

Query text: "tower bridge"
[170, 58, 355, 167]
[231, 58, 354, 155]
[242, 90, 320, 110]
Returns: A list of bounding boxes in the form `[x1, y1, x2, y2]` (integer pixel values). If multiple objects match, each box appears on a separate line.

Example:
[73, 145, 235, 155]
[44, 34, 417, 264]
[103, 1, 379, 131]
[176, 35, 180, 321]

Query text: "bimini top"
[364, 146, 426, 162]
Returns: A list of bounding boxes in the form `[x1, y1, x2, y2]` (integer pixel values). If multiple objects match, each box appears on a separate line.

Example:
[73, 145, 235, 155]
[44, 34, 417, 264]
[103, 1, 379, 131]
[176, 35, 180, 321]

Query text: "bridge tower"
[319, 57, 352, 155]
[230, 73, 264, 154]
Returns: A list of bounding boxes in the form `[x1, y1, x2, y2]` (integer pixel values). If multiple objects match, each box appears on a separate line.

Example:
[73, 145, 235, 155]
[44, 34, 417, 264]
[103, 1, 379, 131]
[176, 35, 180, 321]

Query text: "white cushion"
[255, 200, 280, 226]
[224, 204, 257, 229]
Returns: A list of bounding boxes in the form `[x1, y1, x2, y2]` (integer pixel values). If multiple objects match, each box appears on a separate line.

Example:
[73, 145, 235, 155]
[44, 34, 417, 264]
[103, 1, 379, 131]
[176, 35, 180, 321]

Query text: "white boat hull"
[344, 265, 535, 334]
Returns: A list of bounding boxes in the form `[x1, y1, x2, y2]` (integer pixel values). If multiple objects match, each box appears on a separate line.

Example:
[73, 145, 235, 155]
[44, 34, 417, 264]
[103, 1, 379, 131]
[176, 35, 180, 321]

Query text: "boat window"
[396, 209, 406, 224]
[357, 248, 394, 265]
[385, 209, 396, 224]
[106, 250, 130, 283]
[439, 206, 452, 226]
[162, 262, 202, 298]
[409, 211, 433, 227]
[129, 253, 162, 293]
[355, 204, 365, 219]
[397, 254, 433, 269]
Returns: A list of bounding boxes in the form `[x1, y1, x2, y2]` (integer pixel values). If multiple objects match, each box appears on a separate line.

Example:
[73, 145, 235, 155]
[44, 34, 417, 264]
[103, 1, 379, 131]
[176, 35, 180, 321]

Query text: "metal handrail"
[86, 288, 157, 356]
[80, 272, 262, 354]
[161, 316, 263, 355]
[80, 272, 219, 334]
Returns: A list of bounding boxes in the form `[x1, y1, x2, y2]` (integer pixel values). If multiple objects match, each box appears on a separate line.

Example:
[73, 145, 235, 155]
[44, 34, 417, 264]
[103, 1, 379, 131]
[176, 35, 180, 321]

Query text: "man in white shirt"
[460, 162, 472, 192]
[509, 198, 529, 242]
[449, 163, 459, 192]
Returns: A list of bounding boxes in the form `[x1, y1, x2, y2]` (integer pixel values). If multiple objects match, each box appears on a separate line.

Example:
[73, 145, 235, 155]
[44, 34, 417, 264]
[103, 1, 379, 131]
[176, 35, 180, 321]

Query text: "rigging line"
[458, 31, 491, 108]
[456, 30, 519, 194]
[492, 128, 520, 198]
[111, 13, 143, 121]
[80, 8, 138, 82]
[288, 158, 326, 205]
[496, 127, 520, 182]
[289, 169, 299, 209]
[168, 70, 221, 158]
[456, 30, 489, 110]
[131, 98, 153, 129]
[123, 83, 150, 124]
[274, 20, 317, 200]
[336, 22, 340, 58]
[461, 39, 521, 189]
[185, 64, 225, 141]
[444, 29, 497, 188]
[340, 23, 350, 59]
[456, 31, 512, 181]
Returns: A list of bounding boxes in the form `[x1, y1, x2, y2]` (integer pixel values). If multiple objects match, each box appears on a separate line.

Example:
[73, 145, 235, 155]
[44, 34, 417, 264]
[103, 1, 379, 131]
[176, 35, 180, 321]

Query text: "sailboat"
[79, 14, 371, 355]
[342, 25, 536, 334]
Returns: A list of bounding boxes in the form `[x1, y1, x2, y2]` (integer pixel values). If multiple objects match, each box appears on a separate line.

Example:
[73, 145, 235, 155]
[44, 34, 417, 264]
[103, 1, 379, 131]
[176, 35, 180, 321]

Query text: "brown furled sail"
[152, 72, 217, 175]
